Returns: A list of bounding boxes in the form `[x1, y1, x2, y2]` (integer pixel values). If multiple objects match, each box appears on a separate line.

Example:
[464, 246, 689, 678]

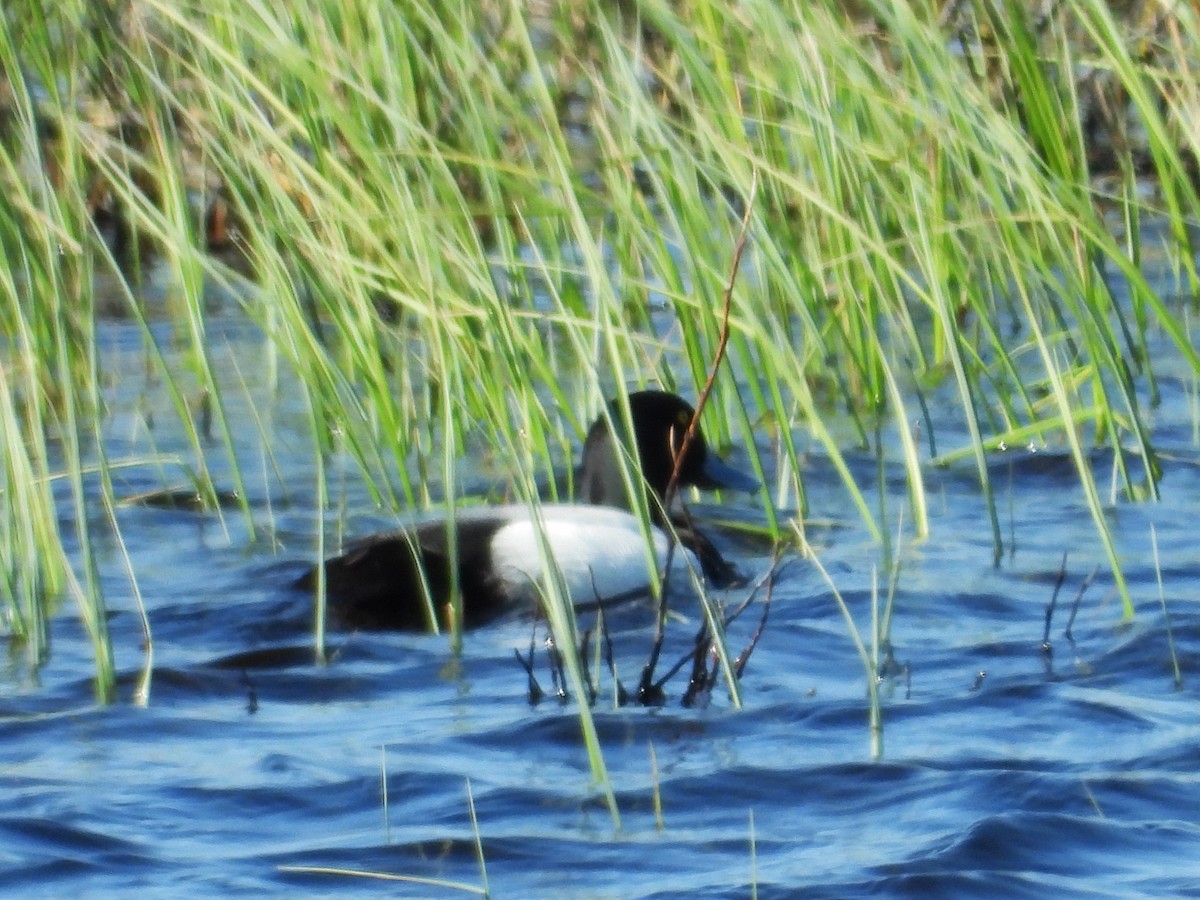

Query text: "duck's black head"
[579, 390, 758, 516]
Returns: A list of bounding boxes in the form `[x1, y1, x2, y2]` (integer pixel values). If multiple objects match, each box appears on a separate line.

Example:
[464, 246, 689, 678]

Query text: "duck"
[300, 390, 759, 631]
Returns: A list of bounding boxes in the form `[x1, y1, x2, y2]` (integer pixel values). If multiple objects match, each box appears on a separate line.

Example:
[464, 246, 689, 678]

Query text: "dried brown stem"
[664, 169, 760, 508]
[640, 171, 759, 704]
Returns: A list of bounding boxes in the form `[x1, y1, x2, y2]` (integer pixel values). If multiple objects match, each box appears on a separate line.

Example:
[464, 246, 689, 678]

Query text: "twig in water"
[514, 620, 544, 705]
[240, 669, 259, 714]
[656, 559, 784, 696]
[638, 173, 759, 705]
[682, 628, 714, 709]
[725, 555, 787, 628]
[545, 634, 569, 704]
[645, 171, 758, 703]
[697, 559, 782, 698]
[1064, 565, 1099, 641]
[587, 570, 629, 706]
[640, 529, 682, 705]
[596, 603, 628, 706]
[637, 643, 668, 706]
[655, 618, 711, 692]
[876, 641, 906, 679]
[579, 626, 597, 707]
[734, 557, 779, 678]
[1042, 552, 1069, 653]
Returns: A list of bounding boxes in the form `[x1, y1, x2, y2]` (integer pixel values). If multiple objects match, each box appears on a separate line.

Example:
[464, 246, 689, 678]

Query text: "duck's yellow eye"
[676, 410, 690, 426]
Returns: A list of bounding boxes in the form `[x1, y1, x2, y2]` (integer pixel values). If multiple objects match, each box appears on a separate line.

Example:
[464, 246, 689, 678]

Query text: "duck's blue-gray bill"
[700, 455, 760, 493]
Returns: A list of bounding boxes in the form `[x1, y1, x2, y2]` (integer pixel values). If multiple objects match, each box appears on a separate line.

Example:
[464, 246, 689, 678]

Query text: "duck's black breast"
[671, 520, 743, 589]
[298, 515, 516, 631]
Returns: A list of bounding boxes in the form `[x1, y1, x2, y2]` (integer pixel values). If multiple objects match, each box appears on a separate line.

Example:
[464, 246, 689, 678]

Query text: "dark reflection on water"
[5, 312, 1200, 896]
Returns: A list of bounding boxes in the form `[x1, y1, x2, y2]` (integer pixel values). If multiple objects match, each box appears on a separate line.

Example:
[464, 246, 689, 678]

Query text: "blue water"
[4, 290, 1200, 897]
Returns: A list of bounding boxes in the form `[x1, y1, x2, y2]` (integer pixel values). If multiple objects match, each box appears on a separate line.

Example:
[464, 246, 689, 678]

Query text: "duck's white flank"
[485, 505, 699, 606]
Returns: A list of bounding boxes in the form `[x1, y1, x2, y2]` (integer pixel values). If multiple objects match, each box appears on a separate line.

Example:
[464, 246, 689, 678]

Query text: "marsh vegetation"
[6, 2, 1200, 892]
[3, 0, 1199, 726]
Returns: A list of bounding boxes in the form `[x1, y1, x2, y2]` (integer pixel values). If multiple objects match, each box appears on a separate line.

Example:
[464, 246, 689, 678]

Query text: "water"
[4, 282, 1200, 897]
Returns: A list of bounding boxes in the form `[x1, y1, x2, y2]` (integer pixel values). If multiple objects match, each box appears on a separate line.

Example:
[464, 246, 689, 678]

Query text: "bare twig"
[579, 626, 597, 706]
[596, 603, 628, 706]
[657, 553, 786, 697]
[514, 620, 544, 704]
[1064, 565, 1100, 641]
[545, 634, 568, 704]
[733, 552, 781, 678]
[641, 171, 759, 702]
[1042, 551, 1069, 652]
[664, 168, 759, 509]
[681, 631, 713, 708]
